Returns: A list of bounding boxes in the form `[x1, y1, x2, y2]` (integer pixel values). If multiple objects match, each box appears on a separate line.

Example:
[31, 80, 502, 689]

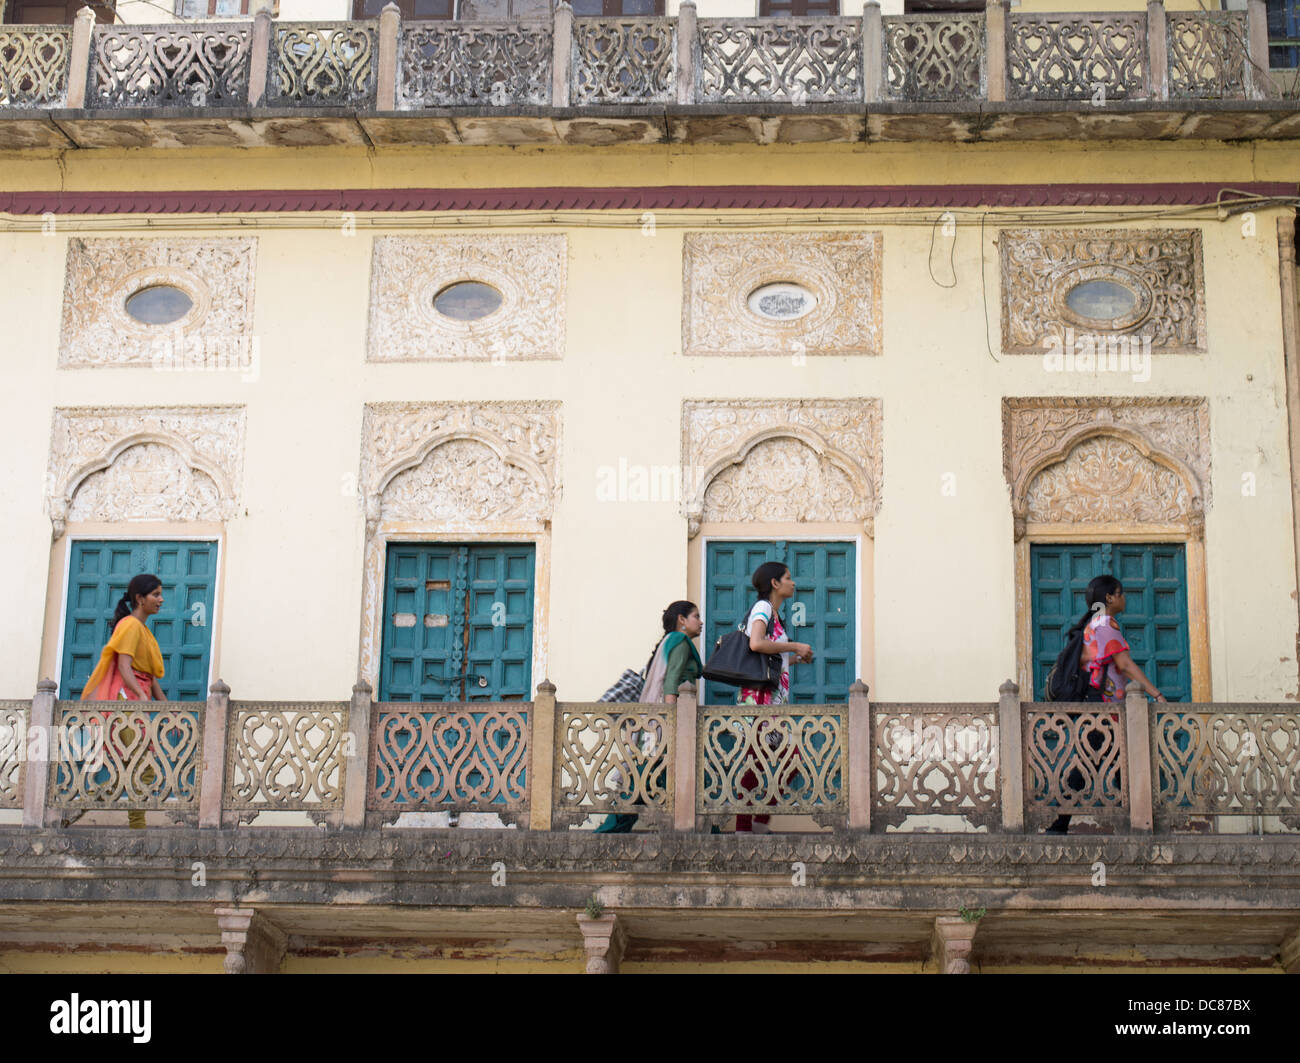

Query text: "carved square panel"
[366, 235, 566, 362]
[682, 232, 882, 357]
[999, 228, 1206, 355]
[58, 237, 257, 369]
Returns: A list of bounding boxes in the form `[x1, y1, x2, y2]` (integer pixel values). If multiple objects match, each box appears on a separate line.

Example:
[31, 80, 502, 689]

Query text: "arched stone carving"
[360, 401, 561, 536]
[46, 406, 246, 539]
[1002, 397, 1209, 540]
[682, 399, 882, 537]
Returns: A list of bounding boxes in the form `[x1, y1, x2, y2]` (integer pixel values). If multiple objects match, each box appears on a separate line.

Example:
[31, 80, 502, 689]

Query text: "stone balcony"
[1, 679, 1298, 970]
[0, 1, 1296, 150]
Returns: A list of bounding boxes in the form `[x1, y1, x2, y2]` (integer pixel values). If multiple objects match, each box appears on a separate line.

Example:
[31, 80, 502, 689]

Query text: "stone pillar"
[847, 680, 871, 830]
[1246, 0, 1272, 100]
[552, 2, 573, 108]
[1124, 680, 1154, 833]
[65, 7, 95, 110]
[215, 908, 287, 974]
[247, 8, 274, 108]
[577, 912, 626, 974]
[1281, 926, 1300, 973]
[528, 680, 556, 831]
[198, 679, 230, 829]
[997, 679, 1023, 832]
[342, 679, 372, 829]
[376, 3, 401, 111]
[1277, 216, 1300, 694]
[672, 681, 698, 831]
[863, 1, 883, 104]
[23, 679, 57, 829]
[1146, 0, 1168, 100]
[985, 0, 1009, 103]
[931, 915, 978, 974]
[676, 2, 696, 106]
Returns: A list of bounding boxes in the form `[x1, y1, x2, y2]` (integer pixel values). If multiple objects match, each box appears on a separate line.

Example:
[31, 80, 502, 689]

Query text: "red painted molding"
[0, 183, 1292, 215]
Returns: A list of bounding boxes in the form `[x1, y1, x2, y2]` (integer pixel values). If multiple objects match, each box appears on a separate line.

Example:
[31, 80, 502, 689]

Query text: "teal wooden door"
[1031, 543, 1190, 702]
[704, 540, 855, 705]
[61, 540, 218, 701]
[380, 543, 534, 702]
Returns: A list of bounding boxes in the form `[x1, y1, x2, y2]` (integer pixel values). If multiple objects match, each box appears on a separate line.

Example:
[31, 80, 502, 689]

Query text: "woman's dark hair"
[751, 561, 789, 603]
[1068, 574, 1123, 634]
[114, 574, 162, 625]
[661, 600, 696, 634]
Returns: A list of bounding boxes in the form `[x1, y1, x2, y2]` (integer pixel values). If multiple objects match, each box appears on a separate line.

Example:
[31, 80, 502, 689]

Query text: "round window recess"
[747, 282, 817, 321]
[124, 284, 193, 326]
[1064, 278, 1140, 324]
[433, 281, 504, 321]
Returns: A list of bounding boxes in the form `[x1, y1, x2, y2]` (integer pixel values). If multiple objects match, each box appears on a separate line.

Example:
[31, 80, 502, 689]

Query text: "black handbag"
[702, 621, 782, 690]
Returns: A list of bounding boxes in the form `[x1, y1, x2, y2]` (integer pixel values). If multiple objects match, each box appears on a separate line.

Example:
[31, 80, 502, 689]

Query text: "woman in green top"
[595, 601, 702, 833]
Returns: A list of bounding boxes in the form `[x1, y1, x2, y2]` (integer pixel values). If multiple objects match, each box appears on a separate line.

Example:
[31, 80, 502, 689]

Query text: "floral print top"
[1085, 612, 1130, 703]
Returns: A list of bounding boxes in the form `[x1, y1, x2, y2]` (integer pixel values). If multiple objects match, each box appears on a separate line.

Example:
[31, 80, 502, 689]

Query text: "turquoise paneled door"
[380, 543, 535, 702]
[704, 540, 855, 705]
[60, 540, 218, 701]
[1030, 542, 1191, 702]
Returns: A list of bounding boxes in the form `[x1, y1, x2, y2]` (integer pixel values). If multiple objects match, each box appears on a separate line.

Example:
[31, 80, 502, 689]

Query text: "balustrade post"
[1246, 0, 1272, 99]
[247, 8, 273, 107]
[198, 679, 230, 829]
[997, 679, 1023, 832]
[1124, 680, 1154, 833]
[985, 0, 1008, 103]
[552, 2, 573, 108]
[676, 1, 697, 106]
[342, 680, 372, 828]
[863, 2, 884, 104]
[1146, 0, 1167, 101]
[672, 681, 698, 832]
[22, 679, 56, 829]
[529, 680, 556, 830]
[65, 6, 95, 110]
[847, 680, 871, 829]
[377, 3, 401, 111]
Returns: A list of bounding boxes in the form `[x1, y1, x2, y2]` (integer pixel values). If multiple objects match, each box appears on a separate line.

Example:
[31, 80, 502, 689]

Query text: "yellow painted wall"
[0, 141, 1296, 705]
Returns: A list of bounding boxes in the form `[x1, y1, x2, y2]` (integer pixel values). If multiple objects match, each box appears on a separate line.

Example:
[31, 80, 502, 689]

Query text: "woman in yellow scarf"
[80, 574, 166, 828]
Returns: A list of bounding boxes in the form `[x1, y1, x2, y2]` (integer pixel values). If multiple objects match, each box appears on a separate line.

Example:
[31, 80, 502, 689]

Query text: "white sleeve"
[745, 601, 773, 638]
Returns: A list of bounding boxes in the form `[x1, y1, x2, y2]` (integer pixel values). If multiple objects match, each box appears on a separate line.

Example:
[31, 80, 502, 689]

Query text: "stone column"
[1281, 926, 1300, 973]
[528, 680, 557, 831]
[65, 7, 96, 110]
[552, 2, 573, 108]
[931, 915, 978, 974]
[23, 679, 57, 829]
[1146, 0, 1168, 101]
[1279, 216, 1300, 694]
[985, 0, 1009, 103]
[863, 2, 883, 104]
[247, 8, 274, 108]
[215, 908, 287, 974]
[997, 679, 1023, 832]
[1246, 0, 1272, 100]
[1125, 680, 1154, 833]
[847, 680, 871, 829]
[676, 2, 697, 106]
[376, 3, 401, 111]
[577, 912, 627, 974]
[672, 681, 698, 831]
[198, 679, 230, 829]
[342, 679, 372, 829]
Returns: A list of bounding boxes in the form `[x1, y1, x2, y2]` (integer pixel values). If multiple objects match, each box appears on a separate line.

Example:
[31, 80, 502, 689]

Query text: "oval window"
[124, 285, 193, 326]
[1065, 279, 1139, 323]
[747, 282, 816, 321]
[433, 281, 503, 321]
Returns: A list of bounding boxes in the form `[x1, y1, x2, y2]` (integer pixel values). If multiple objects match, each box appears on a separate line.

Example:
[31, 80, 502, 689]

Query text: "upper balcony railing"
[4, 676, 1298, 835]
[0, 0, 1277, 113]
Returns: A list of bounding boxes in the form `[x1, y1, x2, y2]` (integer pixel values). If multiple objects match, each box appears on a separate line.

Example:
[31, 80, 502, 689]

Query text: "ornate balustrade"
[0, 3, 1275, 115]
[7, 678, 1297, 837]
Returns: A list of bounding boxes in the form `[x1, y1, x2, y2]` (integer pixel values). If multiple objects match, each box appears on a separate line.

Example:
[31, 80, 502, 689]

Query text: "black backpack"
[1044, 624, 1089, 701]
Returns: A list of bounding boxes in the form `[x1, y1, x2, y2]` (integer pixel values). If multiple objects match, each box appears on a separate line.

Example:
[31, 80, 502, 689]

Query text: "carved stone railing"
[572, 17, 675, 105]
[883, 14, 984, 103]
[1022, 701, 1128, 829]
[48, 701, 202, 816]
[697, 17, 862, 103]
[870, 704, 999, 829]
[1007, 13, 1147, 101]
[224, 702, 348, 822]
[554, 702, 673, 823]
[1152, 707, 1300, 828]
[1167, 12, 1249, 100]
[89, 23, 251, 108]
[368, 702, 531, 822]
[398, 19, 551, 107]
[270, 21, 376, 107]
[0, 25, 70, 107]
[0, 701, 27, 809]
[697, 702, 847, 823]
